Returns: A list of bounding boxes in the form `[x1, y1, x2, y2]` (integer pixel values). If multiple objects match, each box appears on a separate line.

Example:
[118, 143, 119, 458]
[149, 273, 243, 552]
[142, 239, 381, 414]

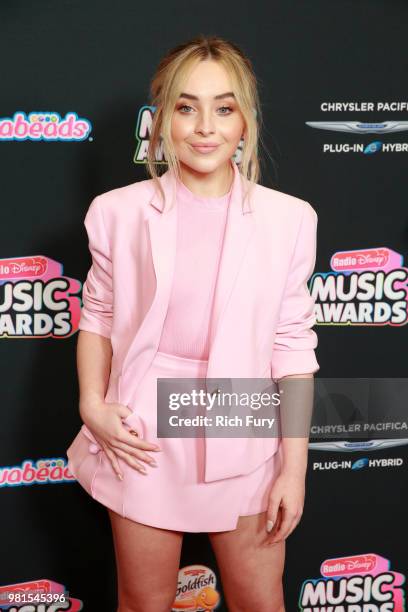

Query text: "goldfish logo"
[311, 247, 408, 326]
[0, 255, 82, 338]
[172, 565, 221, 611]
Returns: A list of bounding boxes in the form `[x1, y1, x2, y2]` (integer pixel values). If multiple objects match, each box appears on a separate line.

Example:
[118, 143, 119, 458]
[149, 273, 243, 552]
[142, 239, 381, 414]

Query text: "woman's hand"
[80, 400, 162, 480]
[264, 470, 306, 543]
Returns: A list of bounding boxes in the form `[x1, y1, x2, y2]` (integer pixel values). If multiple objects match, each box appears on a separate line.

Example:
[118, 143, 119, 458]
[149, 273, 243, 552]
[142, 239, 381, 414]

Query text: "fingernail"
[149, 461, 157, 466]
[266, 520, 274, 532]
[153, 446, 162, 451]
[117, 472, 123, 481]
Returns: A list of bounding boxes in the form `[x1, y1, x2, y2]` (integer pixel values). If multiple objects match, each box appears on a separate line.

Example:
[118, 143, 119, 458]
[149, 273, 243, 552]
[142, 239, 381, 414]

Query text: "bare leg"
[208, 510, 286, 612]
[108, 508, 183, 612]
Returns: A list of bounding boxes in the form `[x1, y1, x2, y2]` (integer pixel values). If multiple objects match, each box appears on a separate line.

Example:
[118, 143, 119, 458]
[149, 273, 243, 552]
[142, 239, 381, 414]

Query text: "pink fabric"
[70, 159, 320, 485]
[158, 177, 231, 360]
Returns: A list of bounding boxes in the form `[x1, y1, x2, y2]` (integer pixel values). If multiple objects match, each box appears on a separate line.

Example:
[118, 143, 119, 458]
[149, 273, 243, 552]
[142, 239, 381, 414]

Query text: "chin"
[179, 155, 230, 174]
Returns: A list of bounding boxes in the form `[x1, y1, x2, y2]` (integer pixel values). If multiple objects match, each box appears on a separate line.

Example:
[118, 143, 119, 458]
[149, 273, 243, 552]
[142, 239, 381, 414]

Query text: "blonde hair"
[146, 35, 267, 210]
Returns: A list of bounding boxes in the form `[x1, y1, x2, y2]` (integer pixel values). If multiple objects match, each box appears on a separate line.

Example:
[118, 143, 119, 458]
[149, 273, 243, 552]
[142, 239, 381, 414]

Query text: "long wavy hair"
[146, 35, 267, 211]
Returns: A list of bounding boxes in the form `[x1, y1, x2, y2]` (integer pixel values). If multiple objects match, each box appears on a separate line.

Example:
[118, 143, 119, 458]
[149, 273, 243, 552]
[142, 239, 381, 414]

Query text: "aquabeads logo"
[0, 111, 92, 141]
[172, 565, 221, 611]
[133, 105, 244, 164]
[1, 457, 74, 488]
[311, 247, 408, 326]
[299, 553, 406, 611]
[0, 255, 82, 338]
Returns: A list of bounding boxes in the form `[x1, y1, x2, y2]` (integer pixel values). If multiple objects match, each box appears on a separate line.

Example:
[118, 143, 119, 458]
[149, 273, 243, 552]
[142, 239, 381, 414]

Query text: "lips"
[190, 144, 220, 154]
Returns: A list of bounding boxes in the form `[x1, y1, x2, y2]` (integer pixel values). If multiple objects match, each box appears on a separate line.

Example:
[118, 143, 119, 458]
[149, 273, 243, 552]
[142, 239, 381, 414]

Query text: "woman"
[67, 35, 319, 612]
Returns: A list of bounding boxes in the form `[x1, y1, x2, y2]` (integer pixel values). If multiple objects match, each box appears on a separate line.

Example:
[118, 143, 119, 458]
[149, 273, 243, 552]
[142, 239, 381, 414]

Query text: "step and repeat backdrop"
[1, 1, 407, 610]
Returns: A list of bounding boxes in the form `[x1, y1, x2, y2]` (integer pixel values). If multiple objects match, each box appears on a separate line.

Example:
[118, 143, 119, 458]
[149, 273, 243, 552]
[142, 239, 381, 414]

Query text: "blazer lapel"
[118, 169, 177, 405]
[206, 160, 255, 355]
[148, 169, 178, 306]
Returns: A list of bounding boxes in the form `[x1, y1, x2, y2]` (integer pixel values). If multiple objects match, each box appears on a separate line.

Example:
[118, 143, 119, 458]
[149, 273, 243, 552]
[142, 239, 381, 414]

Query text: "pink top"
[157, 176, 232, 360]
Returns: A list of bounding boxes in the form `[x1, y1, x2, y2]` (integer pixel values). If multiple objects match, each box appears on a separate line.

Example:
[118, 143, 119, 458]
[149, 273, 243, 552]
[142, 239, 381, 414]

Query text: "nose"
[195, 109, 215, 135]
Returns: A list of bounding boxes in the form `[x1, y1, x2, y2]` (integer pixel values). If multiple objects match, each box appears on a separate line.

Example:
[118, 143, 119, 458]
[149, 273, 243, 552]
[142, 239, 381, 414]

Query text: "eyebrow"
[178, 92, 236, 101]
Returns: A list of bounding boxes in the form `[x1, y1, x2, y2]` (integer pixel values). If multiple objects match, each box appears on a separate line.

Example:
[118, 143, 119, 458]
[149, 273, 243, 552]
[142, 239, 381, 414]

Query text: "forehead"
[179, 60, 234, 98]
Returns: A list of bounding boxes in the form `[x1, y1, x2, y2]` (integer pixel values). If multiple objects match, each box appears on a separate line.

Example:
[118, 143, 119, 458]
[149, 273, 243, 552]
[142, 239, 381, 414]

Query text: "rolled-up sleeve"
[271, 202, 320, 381]
[78, 196, 113, 339]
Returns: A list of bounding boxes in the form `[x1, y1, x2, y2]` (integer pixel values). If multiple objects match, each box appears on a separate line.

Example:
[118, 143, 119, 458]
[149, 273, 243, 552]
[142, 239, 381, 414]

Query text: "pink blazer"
[67, 159, 319, 484]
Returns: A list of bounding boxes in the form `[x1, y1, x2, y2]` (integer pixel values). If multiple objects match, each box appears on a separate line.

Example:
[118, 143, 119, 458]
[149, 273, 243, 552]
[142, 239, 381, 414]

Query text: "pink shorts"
[67, 350, 282, 533]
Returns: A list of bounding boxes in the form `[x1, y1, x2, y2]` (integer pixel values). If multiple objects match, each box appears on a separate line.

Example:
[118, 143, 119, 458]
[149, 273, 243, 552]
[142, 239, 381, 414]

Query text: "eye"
[177, 104, 194, 113]
[176, 104, 234, 115]
[217, 106, 233, 114]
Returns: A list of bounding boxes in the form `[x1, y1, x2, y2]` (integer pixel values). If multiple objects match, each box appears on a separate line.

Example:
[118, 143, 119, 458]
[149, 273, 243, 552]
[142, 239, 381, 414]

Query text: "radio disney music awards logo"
[306, 100, 408, 155]
[0, 255, 82, 338]
[172, 565, 221, 611]
[299, 552, 406, 611]
[0, 111, 92, 141]
[311, 247, 408, 327]
[132, 105, 244, 164]
[0, 578, 82, 610]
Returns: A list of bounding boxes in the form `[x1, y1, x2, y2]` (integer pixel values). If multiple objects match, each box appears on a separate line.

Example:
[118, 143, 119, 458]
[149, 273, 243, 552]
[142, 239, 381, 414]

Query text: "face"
[170, 59, 246, 175]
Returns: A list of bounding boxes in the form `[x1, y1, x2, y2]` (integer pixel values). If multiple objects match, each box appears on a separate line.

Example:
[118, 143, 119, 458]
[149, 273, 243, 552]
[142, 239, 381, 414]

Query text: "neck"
[178, 160, 234, 198]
